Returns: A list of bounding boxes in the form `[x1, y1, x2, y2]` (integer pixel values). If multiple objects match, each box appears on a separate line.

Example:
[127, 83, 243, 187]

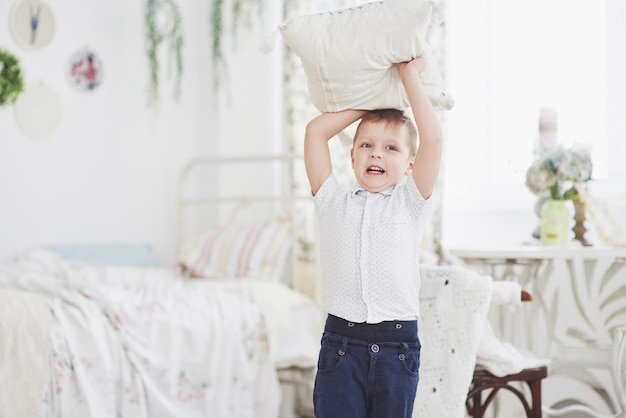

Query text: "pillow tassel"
[259, 27, 281, 55]
[431, 1, 445, 25]
[259, 17, 294, 55]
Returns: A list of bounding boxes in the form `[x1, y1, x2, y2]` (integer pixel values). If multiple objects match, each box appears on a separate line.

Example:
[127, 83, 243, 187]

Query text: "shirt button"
[371, 344, 380, 353]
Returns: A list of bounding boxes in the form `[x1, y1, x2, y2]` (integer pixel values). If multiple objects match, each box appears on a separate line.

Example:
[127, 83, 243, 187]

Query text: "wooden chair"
[467, 365, 548, 418]
[466, 290, 549, 418]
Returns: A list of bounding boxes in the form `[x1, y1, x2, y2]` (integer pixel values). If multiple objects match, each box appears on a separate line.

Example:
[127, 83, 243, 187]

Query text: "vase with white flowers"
[525, 145, 593, 246]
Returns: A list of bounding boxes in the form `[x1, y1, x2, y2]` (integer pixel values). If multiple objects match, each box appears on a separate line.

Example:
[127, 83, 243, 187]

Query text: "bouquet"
[525, 145, 592, 200]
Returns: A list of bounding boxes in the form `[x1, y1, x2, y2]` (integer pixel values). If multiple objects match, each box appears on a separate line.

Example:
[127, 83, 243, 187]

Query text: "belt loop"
[342, 336, 349, 351]
[401, 342, 408, 353]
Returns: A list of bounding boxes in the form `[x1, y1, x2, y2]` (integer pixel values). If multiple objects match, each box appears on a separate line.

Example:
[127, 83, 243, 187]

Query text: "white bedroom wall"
[3, 0, 622, 266]
[0, 0, 283, 265]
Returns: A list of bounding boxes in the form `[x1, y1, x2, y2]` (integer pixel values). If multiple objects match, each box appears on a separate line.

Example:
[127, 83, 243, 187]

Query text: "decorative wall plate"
[9, 0, 56, 50]
[69, 48, 103, 91]
[13, 80, 63, 138]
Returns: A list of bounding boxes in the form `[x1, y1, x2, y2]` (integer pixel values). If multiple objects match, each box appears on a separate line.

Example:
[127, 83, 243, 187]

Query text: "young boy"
[304, 55, 442, 418]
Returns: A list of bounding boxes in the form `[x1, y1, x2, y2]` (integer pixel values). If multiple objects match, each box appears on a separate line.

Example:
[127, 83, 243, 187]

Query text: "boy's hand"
[397, 55, 426, 81]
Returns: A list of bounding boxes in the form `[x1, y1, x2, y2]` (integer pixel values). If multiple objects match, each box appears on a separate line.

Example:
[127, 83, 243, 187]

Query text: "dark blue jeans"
[313, 314, 421, 418]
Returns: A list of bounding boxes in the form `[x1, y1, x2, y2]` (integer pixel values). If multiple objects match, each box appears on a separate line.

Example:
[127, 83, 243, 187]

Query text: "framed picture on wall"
[68, 48, 103, 91]
[9, 0, 56, 50]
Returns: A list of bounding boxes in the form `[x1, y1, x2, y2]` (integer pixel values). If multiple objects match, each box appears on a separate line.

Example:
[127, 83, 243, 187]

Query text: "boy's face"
[350, 121, 414, 193]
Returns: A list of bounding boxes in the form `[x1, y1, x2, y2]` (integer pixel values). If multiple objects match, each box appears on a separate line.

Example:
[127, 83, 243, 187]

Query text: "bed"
[0, 154, 324, 418]
[0, 153, 538, 418]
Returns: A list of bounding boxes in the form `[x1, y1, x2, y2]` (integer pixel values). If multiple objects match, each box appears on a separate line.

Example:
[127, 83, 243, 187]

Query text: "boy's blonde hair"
[353, 109, 418, 157]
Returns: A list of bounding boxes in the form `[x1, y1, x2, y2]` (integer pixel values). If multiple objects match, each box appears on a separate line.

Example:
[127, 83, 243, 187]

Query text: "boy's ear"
[350, 148, 355, 166]
[404, 157, 415, 176]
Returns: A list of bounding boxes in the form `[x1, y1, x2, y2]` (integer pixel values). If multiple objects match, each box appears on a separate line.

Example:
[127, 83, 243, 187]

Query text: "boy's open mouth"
[367, 165, 385, 174]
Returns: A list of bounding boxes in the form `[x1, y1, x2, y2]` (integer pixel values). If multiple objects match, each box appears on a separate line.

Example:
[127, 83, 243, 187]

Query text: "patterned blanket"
[0, 250, 281, 418]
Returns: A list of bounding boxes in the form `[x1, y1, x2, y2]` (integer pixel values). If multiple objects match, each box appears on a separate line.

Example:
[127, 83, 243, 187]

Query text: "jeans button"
[371, 344, 380, 353]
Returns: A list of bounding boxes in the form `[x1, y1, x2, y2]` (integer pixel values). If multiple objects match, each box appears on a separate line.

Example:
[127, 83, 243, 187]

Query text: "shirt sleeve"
[313, 173, 339, 212]
[404, 175, 433, 217]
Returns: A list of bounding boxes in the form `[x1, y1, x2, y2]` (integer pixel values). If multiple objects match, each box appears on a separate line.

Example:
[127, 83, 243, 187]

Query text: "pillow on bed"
[178, 220, 292, 281]
[277, 0, 454, 112]
[40, 242, 160, 267]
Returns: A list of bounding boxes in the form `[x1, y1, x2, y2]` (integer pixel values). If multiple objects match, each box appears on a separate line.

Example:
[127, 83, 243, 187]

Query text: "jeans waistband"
[324, 314, 418, 343]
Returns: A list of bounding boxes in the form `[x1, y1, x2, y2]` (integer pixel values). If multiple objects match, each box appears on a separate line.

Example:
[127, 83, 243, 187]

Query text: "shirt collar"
[351, 183, 395, 197]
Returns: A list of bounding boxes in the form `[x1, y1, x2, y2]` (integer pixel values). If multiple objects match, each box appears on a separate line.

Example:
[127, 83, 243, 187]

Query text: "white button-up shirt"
[314, 174, 432, 324]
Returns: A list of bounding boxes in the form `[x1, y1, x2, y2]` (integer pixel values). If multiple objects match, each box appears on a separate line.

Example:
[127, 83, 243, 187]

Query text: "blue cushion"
[40, 243, 160, 267]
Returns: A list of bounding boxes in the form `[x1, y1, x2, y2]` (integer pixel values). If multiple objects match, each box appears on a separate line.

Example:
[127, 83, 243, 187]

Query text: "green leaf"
[562, 186, 578, 201]
[0, 49, 24, 107]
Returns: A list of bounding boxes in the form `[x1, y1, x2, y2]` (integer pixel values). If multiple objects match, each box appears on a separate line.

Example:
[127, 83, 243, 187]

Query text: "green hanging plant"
[210, 0, 264, 91]
[144, 0, 184, 104]
[0, 49, 24, 107]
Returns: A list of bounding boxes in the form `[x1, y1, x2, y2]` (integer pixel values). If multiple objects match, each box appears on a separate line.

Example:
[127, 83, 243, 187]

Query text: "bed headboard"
[177, 154, 318, 290]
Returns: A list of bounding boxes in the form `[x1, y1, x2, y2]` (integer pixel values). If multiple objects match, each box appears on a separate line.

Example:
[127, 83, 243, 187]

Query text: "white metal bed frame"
[176, 153, 313, 286]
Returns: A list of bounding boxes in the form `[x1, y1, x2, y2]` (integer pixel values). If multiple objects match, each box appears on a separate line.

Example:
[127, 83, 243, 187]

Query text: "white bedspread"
[0, 250, 283, 418]
[241, 279, 323, 369]
[0, 287, 52, 418]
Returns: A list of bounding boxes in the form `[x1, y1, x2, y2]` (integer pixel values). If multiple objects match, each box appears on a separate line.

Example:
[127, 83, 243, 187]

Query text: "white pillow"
[277, 0, 454, 112]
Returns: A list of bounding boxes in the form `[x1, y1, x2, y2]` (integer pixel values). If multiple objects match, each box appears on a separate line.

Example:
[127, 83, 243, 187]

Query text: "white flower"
[556, 147, 593, 183]
[525, 160, 556, 197]
[525, 145, 592, 200]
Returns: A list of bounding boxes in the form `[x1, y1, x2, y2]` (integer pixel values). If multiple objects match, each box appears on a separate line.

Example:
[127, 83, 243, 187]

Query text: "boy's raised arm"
[398, 56, 443, 199]
[304, 110, 366, 195]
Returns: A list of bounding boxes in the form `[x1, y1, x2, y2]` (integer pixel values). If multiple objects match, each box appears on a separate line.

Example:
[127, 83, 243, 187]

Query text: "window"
[444, 0, 610, 195]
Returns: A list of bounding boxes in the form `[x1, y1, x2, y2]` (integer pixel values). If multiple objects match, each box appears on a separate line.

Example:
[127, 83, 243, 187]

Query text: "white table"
[449, 246, 626, 418]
